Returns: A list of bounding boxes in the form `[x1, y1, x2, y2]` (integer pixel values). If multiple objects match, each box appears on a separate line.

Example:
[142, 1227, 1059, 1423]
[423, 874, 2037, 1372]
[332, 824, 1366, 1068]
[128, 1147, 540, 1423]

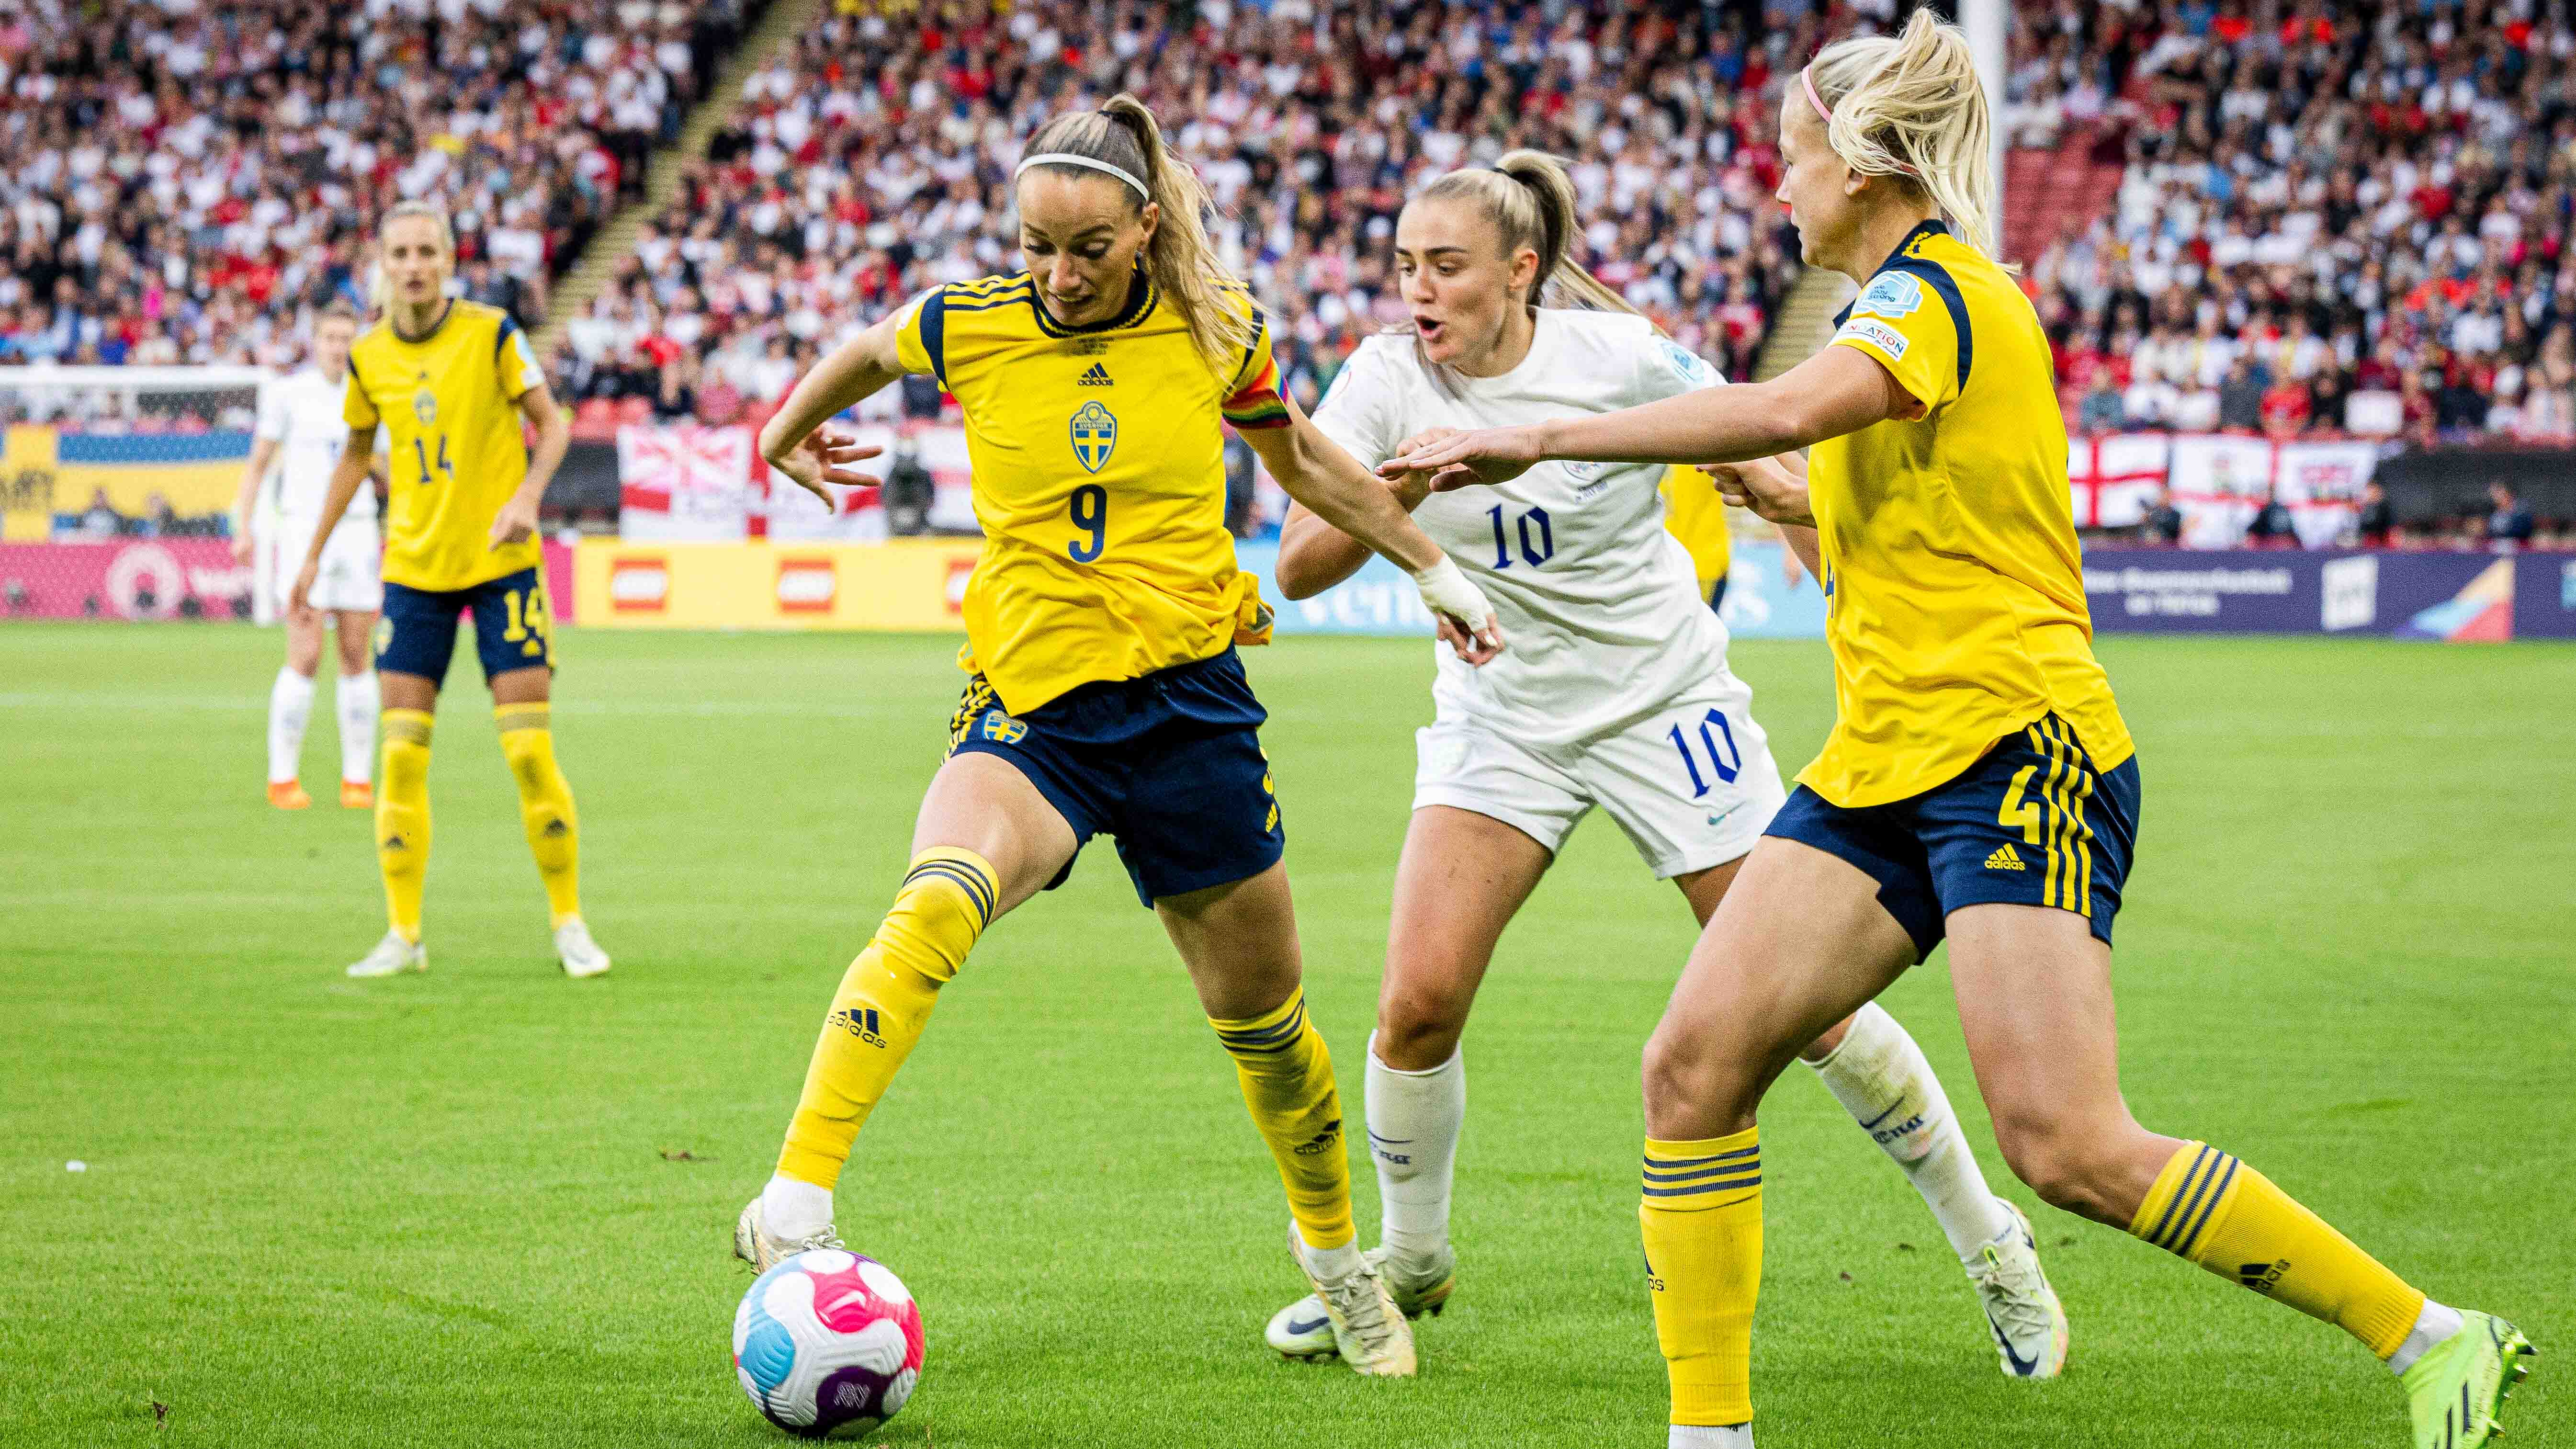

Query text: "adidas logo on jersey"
[1983, 844, 2028, 872]
[1077, 362, 1113, 386]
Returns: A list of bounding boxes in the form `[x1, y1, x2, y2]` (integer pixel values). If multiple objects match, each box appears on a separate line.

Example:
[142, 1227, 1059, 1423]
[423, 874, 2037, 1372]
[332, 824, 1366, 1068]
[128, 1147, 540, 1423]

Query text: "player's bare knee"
[1640, 1021, 1759, 1136]
[1373, 987, 1464, 1070]
[1991, 1110, 2131, 1221]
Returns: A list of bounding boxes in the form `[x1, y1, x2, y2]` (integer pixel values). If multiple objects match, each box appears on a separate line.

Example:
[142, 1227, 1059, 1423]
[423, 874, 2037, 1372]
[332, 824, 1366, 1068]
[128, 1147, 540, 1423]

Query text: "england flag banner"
[617, 425, 759, 542]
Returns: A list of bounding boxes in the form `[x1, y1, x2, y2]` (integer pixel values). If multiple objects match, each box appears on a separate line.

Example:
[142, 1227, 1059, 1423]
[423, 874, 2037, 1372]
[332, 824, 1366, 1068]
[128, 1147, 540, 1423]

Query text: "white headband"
[1015, 152, 1149, 198]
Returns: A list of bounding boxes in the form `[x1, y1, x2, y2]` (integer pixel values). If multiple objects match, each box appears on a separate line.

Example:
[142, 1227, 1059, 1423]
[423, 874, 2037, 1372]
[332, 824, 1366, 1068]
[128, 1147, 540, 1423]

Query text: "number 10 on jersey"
[1486, 504, 1554, 568]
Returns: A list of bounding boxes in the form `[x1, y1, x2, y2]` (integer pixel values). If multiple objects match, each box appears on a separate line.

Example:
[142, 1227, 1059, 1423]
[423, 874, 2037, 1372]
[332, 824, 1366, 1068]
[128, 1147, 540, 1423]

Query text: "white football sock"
[760, 1174, 835, 1243]
[1301, 1234, 1365, 1282]
[1806, 1002, 2011, 1260]
[336, 670, 379, 785]
[267, 666, 316, 784]
[2386, 1299, 2464, 1377]
[1669, 1423, 1753, 1448]
[1366, 1032, 1464, 1264]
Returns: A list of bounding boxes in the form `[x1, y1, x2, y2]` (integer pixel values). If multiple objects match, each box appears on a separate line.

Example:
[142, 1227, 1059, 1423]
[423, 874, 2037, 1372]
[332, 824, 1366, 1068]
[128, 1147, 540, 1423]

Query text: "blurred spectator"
[882, 437, 934, 536]
[2355, 480, 2395, 546]
[2243, 489, 2299, 548]
[1223, 433, 1259, 539]
[2140, 485, 2186, 545]
[78, 488, 120, 538]
[2018, 0, 2576, 443]
[0, 0, 761, 390]
[574, 0, 1811, 414]
[2217, 357, 2265, 430]
[2486, 484, 2535, 548]
[2078, 365, 2126, 433]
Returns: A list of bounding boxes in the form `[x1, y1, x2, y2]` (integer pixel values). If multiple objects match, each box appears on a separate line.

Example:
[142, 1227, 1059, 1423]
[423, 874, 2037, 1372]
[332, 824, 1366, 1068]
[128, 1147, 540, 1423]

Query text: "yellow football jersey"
[1805, 221, 2133, 807]
[345, 299, 545, 592]
[1658, 464, 1732, 603]
[894, 269, 1285, 714]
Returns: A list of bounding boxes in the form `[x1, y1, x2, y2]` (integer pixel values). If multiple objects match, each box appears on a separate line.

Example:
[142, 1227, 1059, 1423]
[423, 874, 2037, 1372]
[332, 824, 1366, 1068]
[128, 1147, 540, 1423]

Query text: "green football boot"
[2404, 1310, 2535, 1449]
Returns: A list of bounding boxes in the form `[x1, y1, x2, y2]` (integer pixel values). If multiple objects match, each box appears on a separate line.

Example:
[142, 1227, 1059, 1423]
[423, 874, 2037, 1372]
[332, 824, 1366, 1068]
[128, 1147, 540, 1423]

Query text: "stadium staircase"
[531, 0, 833, 359]
[1752, 269, 1855, 382]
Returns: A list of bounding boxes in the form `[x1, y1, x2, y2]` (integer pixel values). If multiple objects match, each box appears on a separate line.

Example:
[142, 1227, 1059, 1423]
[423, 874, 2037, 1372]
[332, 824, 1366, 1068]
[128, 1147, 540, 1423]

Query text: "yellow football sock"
[375, 709, 433, 944]
[777, 849, 997, 1191]
[2131, 1141, 2425, 1358]
[1210, 989, 1354, 1250]
[1640, 1128, 1763, 1428]
[496, 703, 581, 928]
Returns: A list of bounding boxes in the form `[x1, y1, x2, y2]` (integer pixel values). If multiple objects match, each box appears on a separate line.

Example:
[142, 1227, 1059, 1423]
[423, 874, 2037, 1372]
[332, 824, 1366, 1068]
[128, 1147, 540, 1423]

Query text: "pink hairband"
[1800, 65, 1833, 123]
[1798, 63, 1918, 178]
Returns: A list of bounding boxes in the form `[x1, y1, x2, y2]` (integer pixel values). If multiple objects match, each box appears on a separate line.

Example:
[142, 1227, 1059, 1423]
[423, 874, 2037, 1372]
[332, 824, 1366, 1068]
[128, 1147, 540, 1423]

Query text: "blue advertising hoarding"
[1231, 540, 2571, 642]
[1233, 539, 1829, 639]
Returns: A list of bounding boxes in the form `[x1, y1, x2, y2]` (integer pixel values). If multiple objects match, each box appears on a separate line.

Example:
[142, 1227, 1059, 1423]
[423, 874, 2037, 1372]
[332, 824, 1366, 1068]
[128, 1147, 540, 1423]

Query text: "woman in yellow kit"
[294, 201, 610, 981]
[1388, 12, 2532, 1446]
[731, 95, 1504, 1379]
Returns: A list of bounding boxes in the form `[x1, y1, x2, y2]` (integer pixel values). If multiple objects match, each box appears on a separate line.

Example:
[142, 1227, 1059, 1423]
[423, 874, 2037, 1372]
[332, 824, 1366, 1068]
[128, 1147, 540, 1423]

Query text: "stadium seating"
[563, 0, 1816, 420]
[2004, 0, 2576, 442]
[0, 0, 763, 386]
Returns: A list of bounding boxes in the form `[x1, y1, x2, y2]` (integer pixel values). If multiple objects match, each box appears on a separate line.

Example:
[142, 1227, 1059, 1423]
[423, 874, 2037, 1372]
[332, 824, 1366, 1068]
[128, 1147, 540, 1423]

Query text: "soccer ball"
[733, 1248, 926, 1438]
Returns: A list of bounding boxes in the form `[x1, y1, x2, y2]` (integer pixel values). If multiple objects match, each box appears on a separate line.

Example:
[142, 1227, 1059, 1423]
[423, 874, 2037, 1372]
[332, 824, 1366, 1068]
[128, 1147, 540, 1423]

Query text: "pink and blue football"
[733, 1248, 926, 1438]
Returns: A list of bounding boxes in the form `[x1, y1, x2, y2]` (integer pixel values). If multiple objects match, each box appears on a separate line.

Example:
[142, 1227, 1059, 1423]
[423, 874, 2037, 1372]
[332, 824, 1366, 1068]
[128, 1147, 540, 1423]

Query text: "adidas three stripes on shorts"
[1763, 712, 2142, 958]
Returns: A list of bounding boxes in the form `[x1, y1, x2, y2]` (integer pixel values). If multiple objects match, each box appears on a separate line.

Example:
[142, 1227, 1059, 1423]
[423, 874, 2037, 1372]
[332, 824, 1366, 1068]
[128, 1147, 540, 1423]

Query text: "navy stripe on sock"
[2170, 1154, 2239, 1259]
[1644, 1146, 1761, 1170]
[2159, 1148, 2230, 1251]
[2144, 1145, 2215, 1248]
[1642, 1160, 1761, 1186]
[904, 860, 995, 924]
[1642, 1174, 1761, 1199]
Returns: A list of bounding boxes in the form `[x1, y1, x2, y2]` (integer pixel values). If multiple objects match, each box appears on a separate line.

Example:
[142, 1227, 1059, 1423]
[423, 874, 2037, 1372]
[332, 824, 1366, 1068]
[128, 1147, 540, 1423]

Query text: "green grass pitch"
[3, 623, 2569, 1448]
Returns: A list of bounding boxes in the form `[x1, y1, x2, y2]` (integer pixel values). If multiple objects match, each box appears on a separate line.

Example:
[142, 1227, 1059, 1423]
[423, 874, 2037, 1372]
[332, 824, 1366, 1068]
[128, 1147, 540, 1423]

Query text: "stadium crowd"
[2008, 0, 2576, 443]
[549, 0, 1816, 424]
[0, 0, 761, 390]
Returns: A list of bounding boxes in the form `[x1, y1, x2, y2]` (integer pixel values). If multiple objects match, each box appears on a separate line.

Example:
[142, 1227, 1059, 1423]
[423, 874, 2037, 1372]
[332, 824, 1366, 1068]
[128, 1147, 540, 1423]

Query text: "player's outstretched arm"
[291, 430, 375, 613]
[490, 381, 570, 546]
[1384, 347, 1912, 489]
[230, 436, 281, 566]
[1241, 402, 1502, 660]
[756, 315, 903, 504]
[1272, 430, 1441, 600]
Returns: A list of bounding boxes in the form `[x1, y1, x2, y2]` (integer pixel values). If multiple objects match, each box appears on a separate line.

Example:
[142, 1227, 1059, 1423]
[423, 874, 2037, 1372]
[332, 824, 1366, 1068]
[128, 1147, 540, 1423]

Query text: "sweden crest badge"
[1070, 399, 1118, 474]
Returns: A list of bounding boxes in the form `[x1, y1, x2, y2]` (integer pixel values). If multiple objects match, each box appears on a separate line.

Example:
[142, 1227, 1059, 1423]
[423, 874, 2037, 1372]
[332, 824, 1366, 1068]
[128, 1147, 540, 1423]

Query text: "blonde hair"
[1806, 8, 2001, 259]
[370, 201, 456, 313]
[1019, 95, 1252, 376]
[1414, 149, 1637, 316]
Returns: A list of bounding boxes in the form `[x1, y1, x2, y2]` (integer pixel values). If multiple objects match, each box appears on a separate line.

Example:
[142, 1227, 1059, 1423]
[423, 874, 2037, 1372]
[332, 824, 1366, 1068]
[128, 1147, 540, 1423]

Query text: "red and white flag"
[617, 425, 757, 541]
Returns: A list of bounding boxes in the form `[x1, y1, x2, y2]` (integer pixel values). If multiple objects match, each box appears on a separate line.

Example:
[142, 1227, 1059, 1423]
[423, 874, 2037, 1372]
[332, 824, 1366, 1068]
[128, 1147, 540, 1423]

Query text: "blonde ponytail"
[1019, 94, 1253, 377]
[1416, 149, 1640, 317]
[1806, 8, 2002, 260]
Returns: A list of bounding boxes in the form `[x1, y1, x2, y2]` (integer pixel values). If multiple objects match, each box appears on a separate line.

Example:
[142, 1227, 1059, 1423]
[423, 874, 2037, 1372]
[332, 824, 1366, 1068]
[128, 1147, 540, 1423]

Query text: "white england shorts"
[272, 517, 384, 615]
[1412, 669, 1788, 879]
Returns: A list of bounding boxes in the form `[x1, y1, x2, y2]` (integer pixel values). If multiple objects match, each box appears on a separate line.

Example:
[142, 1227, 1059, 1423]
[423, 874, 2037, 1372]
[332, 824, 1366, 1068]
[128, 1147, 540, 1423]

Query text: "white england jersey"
[256, 367, 378, 526]
[1311, 308, 1731, 748]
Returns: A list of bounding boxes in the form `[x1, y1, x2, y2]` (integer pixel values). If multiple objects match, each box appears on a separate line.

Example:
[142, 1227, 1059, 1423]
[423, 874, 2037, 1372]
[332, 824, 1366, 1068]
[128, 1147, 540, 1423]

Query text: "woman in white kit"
[231, 300, 386, 810]
[1260, 152, 2068, 1379]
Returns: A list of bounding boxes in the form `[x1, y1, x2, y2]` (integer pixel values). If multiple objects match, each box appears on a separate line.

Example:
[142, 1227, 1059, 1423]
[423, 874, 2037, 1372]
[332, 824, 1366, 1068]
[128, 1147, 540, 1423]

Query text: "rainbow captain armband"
[1220, 355, 1291, 430]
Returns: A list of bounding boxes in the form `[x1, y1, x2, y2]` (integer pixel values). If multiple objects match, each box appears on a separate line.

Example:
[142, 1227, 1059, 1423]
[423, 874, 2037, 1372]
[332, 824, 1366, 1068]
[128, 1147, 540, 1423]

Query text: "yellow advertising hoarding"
[572, 538, 985, 631]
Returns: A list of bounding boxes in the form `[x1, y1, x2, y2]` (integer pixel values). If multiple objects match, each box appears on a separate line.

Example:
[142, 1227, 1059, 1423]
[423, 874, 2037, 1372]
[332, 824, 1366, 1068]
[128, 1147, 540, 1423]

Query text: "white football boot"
[1966, 1198, 2069, 1379]
[734, 1194, 844, 1273]
[1266, 1242, 1456, 1359]
[1285, 1223, 1417, 1377]
[345, 931, 426, 978]
[554, 917, 611, 978]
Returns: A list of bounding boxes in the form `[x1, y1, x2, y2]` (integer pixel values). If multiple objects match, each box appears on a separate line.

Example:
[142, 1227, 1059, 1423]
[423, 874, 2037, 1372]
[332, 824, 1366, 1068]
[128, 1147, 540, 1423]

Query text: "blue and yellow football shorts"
[948, 648, 1285, 908]
[373, 566, 557, 688]
[1764, 713, 2141, 958]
